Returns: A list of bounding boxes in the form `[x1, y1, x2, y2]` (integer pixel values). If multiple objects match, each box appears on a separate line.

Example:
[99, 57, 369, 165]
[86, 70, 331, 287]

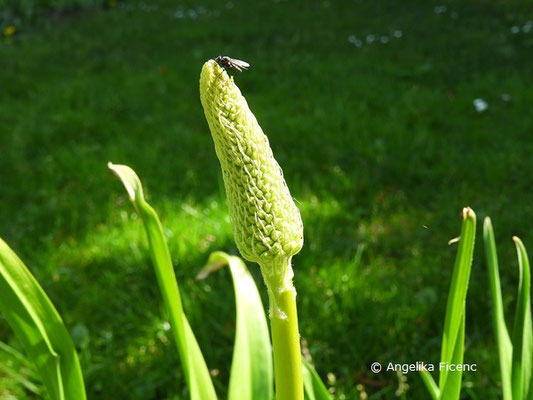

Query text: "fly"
[215, 56, 250, 72]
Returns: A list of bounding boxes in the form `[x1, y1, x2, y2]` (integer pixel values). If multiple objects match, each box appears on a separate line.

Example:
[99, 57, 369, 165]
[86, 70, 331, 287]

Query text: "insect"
[215, 56, 250, 72]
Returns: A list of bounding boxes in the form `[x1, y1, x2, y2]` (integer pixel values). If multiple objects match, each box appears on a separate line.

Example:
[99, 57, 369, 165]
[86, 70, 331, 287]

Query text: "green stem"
[263, 259, 304, 400]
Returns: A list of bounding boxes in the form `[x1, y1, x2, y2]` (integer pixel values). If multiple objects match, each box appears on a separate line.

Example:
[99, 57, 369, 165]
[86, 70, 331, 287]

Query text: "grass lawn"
[1, 0, 533, 398]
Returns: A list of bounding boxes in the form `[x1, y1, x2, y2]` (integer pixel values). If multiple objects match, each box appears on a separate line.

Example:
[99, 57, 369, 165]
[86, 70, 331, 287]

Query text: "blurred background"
[1, 0, 533, 398]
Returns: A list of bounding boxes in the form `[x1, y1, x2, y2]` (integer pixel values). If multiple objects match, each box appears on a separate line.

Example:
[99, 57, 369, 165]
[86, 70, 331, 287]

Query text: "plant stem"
[266, 262, 304, 400]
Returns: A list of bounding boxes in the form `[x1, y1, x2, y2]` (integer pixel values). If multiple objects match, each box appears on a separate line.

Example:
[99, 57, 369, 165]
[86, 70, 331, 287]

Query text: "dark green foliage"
[0, 0, 106, 27]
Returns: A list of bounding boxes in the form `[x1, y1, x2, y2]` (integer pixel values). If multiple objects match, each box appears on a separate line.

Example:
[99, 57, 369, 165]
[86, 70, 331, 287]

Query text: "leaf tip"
[108, 162, 140, 202]
[462, 206, 475, 220]
[483, 216, 492, 233]
[196, 252, 230, 280]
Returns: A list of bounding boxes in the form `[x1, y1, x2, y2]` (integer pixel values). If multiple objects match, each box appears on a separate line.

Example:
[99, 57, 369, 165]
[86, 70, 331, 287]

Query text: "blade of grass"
[0, 340, 40, 379]
[511, 237, 532, 400]
[302, 357, 331, 400]
[483, 217, 512, 400]
[420, 370, 439, 400]
[440, 313, 465, 400]
[438, 207, 476, 392]
[197, 251, 273, 400]
[0, 362, 42, 395]
[0, 341, 42, 394]
[0, 238, 86, 400]
[108, 162, 217, 400]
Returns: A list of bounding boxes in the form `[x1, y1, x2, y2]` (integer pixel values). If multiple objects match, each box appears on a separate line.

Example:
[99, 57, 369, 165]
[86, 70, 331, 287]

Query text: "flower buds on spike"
[199, 59, 303, 287]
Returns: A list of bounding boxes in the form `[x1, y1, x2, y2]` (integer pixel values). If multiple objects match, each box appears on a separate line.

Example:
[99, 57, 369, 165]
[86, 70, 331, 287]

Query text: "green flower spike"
[200, 59, 303, 310]
[200, 58, 305, 400]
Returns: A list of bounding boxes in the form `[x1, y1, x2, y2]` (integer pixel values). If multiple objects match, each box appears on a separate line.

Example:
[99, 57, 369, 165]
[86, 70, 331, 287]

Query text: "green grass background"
[1, 0, 533, 398]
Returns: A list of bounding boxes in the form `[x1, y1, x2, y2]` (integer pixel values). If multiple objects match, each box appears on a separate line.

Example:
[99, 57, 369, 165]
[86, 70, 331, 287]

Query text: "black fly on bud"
[215, 56, 250, 72]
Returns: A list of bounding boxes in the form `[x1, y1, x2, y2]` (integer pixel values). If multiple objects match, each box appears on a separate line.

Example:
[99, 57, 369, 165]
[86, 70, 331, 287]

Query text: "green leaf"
[440, 313, 465, 400]
[302, 358, 331, 400]
[439, 207, 476, 394]
[0, 238, 86, 400]
[483, 217, 513, 400]
[197, 252, 273, 400]
[511, 237, 533, 400]
[420, 369, 439, 400]
[109, 162, 217, 400]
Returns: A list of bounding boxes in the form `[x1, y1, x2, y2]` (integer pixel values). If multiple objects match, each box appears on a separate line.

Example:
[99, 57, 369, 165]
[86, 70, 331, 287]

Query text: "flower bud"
[200, 59, 303, 276]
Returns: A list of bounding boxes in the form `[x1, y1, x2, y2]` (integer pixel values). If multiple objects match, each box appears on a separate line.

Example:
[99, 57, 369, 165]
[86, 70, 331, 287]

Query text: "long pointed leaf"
[302, 357, 331, 400]
[440, 313, 465, 400]
[439, 207, 476, 391]
[0, 238, 86, 400]
[109, 162, 217, 400]
[483, 217, 513, 400]
[198, 252, 273, 400]
[420, 370, 439, 400]
[511, 237, 532, 400]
